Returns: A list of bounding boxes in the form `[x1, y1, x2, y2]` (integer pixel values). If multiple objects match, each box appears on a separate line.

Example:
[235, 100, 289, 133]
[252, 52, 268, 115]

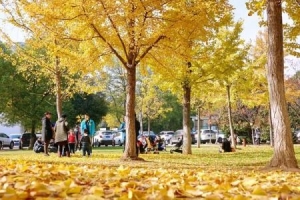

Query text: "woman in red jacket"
[68, 129, 76, 154]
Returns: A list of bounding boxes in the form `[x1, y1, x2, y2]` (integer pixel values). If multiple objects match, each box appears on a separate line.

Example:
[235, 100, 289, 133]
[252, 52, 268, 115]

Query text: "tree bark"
[266, 0, 298, 169]
[182, 83, 192, 154]
[226, 85, 236, 148]
[268, 104, 274, 147]
[197, 106, 201, 148]
[28, 120, 36, 150]
[122, 66, 140, 160]
[55, 56, 62, 118]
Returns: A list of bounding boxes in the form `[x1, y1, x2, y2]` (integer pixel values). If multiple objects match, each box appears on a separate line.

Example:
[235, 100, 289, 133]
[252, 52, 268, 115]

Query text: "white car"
[0, 133, 14, 149]
[114, 131, 125, 146]
[159, 131, 175, 144]
[9, 134, 21, 148]
[94, 131, 116, 147]
[194, 129, 217, 144]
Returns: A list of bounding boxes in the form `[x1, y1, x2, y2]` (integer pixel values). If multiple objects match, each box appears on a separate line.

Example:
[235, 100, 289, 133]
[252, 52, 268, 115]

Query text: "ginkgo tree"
[191, 19, 250, 149]
[0, 2, 85, 118]
[136, 69, 172, 133]
[247, 0, 299, 169]
[0, 0, 235, 159]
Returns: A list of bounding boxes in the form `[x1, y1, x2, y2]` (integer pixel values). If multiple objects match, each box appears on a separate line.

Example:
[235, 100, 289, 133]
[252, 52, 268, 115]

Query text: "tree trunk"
[122, 66, 140, 160]
[182, 83, 192, 154]
[55, 56, 62, 118]
[139, 112, 143, 135]
[226, 85, 236, 148]
[147, 116, 150, 134]
[266, 0, 298, 169]
[28, 120, 36, 150]
[197, 106, 201, 148]
[269, 104, 274, 147]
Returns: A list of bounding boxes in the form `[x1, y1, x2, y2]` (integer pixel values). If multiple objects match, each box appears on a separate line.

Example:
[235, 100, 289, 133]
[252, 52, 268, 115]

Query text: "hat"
[61, 114, 67, 118]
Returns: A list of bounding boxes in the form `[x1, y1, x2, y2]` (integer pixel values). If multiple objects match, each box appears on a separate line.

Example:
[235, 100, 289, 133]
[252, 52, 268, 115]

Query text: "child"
[68, 129, 76, 154]
[80, 129, 91, 157]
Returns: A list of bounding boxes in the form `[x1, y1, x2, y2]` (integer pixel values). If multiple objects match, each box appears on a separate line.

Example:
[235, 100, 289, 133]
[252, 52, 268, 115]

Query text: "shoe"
[44, 153, 50, 156]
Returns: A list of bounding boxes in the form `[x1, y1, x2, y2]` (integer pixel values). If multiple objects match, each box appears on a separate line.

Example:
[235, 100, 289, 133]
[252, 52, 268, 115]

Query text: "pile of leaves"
[0, 146, 300, 199]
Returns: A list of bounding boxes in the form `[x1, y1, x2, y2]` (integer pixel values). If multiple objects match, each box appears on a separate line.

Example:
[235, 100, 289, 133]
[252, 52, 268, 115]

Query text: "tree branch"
[137, 35, 166, 64]
[98, 0, 128, 60]
[90, 23, 127, 68]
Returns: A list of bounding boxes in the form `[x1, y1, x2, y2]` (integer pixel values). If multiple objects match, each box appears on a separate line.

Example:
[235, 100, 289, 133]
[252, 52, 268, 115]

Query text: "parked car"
[114, 131, 125, 146]
[94, 131, 116, 147]
[9, 133, 21, 148]
[0, 133, 14, 149]
[194, 129, 217, 144]
[170, 130, 196, 145]
[141, 131, 156, 136]
[159, 131, 175, 144]
[296, 130, 300, 143]
[20, 132, 40, 149]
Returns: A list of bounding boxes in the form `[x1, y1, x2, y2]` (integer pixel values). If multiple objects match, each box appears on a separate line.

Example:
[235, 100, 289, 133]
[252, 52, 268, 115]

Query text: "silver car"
[0, 133, 14, 149]
[10, 134, 21, 148]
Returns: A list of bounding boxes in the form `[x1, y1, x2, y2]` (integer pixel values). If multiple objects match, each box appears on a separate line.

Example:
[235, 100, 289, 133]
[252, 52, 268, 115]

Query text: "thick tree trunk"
[182, 83, 192, 154]
[226, 85, 236, 148]
[122, 66, 140, 160]
[55, 56, 62, 118]
[269, 104, 274, 147]
[28, 120, 36, 150]
[266, 0, 298, 169]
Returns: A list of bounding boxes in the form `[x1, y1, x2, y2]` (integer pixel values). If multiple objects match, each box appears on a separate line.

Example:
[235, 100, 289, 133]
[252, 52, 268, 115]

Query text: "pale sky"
[229, 0, 262, 42]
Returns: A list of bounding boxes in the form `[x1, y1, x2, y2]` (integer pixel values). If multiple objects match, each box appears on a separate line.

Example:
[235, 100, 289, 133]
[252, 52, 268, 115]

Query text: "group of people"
[39, 112, 96, 157]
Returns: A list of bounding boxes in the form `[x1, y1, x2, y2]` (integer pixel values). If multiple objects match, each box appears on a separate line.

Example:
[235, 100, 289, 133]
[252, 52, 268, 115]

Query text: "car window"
[103, 132, 112, 135]
[11, 135, 21, 139]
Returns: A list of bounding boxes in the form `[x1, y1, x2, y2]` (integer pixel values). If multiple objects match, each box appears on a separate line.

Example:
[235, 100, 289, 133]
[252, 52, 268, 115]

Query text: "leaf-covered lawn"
[1, 145, 300, 199]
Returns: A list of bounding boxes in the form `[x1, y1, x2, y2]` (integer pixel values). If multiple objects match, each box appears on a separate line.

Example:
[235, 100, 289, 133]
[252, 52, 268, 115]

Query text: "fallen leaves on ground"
[0, 147, 300, 199]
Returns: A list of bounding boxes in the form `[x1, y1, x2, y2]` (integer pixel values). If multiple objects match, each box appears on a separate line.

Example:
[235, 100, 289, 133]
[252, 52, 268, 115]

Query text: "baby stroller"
[48, 140, 58, 153]
[170, 137, 183, 154]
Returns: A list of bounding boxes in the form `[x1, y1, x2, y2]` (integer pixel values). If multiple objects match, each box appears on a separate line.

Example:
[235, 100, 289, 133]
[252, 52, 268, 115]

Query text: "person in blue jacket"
[80, 113, 96, 148]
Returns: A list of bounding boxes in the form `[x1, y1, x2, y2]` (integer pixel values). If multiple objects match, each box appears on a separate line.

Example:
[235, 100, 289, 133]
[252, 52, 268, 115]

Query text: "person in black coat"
[42, 112, 53, 156]
[219, 138, 232, 153]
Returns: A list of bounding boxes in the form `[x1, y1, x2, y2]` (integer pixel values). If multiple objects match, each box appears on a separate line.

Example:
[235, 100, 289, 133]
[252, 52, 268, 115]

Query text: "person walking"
[54, 114, 70, 157]
[80, 113, 96, 147]
[255, 128, 261, 145]
[119, 116, 126, 152]
[68, 129, 76, 154]
[41, 112, 53, 156]
[74, 122, 81, 150]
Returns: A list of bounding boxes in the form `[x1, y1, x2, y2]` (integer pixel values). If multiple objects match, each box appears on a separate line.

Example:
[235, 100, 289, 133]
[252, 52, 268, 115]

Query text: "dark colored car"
[19, 133, 41, 149]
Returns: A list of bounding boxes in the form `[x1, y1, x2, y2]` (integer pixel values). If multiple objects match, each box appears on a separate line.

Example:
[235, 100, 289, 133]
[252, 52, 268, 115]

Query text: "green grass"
[1, 144, 300, 170]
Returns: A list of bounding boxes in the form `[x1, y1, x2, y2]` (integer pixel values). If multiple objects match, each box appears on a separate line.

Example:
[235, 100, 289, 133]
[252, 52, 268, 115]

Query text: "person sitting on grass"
[80, 129, 91, 157]
[219, 138, 232, 153]
[33, 137, 44, 153]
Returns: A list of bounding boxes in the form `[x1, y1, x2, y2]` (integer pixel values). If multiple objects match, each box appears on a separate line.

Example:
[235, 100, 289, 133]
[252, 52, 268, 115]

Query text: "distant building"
[191, 115, 219, 132]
